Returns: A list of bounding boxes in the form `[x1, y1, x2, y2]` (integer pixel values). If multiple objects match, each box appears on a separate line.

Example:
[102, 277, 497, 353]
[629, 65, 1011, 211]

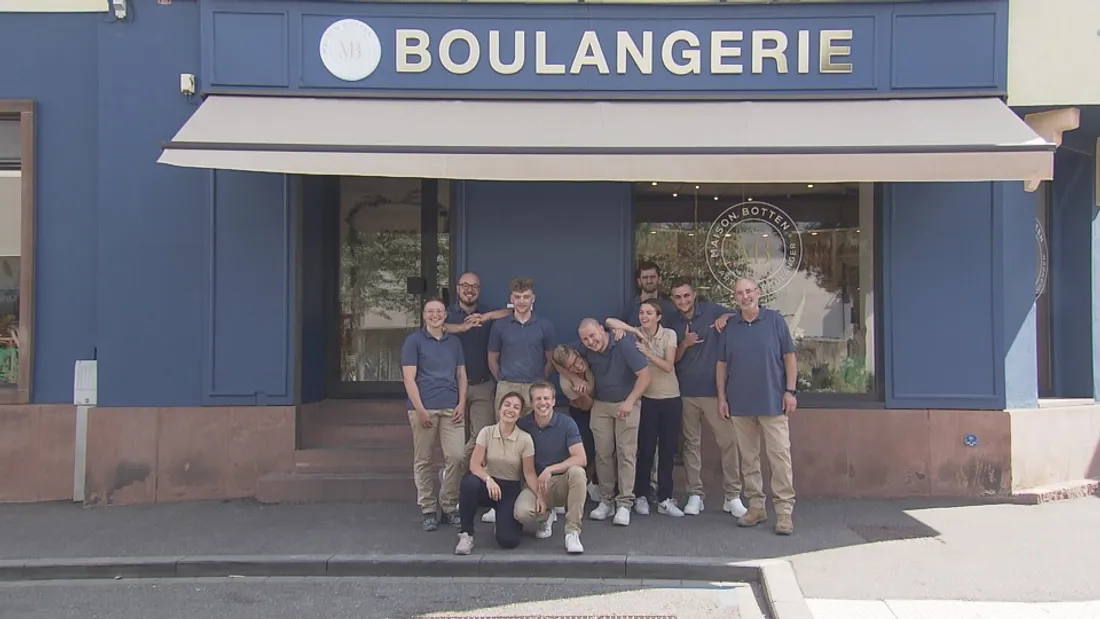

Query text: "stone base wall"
[2, 404, 1097, 504]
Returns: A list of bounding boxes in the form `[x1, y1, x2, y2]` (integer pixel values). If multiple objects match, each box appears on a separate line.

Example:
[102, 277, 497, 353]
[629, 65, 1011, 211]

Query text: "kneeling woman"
[455, 391, 539, 554]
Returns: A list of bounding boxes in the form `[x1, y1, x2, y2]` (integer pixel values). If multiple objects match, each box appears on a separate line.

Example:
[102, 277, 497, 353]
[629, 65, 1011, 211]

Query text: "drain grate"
[849, 524, 936, 543]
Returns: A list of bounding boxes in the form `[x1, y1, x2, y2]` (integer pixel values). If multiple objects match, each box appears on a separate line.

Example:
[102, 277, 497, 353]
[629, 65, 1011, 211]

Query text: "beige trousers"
[494, 380, 535, 416]
[590, 400, 641, 508]
[514, 466, 587, 535]
[681, 396, 742, 500]
[462, 381, 497, 468]
[408, 409, 465, 514]
[731, 414, 795, 515]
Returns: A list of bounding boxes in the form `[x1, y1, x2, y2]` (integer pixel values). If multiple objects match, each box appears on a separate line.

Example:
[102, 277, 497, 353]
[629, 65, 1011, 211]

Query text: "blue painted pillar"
[998, 182, 1038, 409]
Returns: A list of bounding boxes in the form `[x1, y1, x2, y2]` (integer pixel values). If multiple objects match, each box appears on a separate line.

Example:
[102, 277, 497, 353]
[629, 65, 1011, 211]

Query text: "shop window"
[335, 177, 450, 388]
[0, 104, 33, 404]
[633, 182, 877, 397]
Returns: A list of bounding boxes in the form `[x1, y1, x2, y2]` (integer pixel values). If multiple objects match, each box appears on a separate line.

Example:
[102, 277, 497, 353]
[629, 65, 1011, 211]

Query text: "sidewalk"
[1, 496, 1097, 604]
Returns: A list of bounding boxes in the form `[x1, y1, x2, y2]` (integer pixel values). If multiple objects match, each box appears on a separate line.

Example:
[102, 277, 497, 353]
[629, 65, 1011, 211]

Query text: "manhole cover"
[849, 524, 934, 543]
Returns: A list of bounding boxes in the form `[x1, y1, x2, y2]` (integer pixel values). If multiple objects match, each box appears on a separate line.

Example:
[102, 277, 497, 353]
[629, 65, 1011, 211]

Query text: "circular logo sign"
[319, 19, 382, 82]
[1035, 218, 1049, 299]
[706, 201, 803, 298]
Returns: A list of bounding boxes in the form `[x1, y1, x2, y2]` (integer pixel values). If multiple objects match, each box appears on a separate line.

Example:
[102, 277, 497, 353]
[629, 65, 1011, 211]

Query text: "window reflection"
[633, 182, 875, 394]
[0, 168, 20, 387]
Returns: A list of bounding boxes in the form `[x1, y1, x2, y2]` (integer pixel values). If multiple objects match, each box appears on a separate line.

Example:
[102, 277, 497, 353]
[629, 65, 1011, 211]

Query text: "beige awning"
[158, 95, 1054, 183]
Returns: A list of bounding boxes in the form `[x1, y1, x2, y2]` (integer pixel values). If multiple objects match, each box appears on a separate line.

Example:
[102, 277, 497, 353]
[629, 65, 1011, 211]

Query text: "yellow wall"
[1008, 0, 1100, 106]
[0, 0, 106, 11]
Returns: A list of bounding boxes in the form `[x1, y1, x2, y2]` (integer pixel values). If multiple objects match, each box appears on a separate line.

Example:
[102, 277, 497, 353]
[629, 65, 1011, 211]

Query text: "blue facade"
[1, 0, 1092, 412]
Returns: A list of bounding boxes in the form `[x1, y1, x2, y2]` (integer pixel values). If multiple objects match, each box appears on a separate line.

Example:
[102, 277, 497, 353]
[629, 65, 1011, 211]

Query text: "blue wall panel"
[998, 182, 1038, 409]
[96, 2, 210, 406]
[457, 181, 633, 346]
[883, 182, 1003, 409]
[201, 0, 1009, 98]
[206, 171, 296, 406]
[1051, 149, 1096, 398]
[0, 14, 100, 403]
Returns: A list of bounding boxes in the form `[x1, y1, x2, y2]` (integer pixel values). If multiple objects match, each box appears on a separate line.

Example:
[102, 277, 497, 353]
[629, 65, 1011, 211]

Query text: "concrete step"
[294, 447, 431, 474]
[300, 422, 415, 449]
[256, 472, 429, 503]
[304, 400, 410, 426]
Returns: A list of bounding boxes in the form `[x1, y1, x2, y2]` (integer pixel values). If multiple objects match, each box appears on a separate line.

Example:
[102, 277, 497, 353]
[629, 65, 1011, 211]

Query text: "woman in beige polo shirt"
[606, 298, 683, 517]
[455, 391, 538, 555]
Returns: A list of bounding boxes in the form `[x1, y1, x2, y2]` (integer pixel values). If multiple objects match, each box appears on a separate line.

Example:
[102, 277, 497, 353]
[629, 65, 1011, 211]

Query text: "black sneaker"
[422, 513, 439, 532]
[442, 511, 462, 528]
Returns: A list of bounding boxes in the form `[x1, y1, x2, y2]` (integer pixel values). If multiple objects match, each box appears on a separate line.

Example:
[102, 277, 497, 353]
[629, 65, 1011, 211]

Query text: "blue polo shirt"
[577, 331, 650, 403]
[620, 295, 676, 328]
[488, 313, 555, 383]
[445, 302, 496, 384]
[518, 411, 583, 475]
[718, 308, 796, 416]
[666, 301, 733, 398]
[400, 329, 466, 410]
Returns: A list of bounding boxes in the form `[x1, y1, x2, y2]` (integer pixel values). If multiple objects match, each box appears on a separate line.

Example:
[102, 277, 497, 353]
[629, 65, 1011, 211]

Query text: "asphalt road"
[0, 577, 759, 619]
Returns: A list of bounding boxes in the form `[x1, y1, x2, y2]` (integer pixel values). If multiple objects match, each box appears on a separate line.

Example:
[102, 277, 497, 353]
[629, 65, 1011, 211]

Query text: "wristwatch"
[785, 389, 798, 396]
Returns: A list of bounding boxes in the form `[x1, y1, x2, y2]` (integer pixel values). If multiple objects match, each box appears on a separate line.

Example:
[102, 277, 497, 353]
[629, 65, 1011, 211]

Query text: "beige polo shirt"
[559, 368, 595, 402]
[641, 326, 680, 399]
[475, 423, 535, 482]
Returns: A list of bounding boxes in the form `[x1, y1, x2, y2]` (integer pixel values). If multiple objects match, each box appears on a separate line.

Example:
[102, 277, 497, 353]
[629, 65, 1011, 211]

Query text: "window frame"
[0, 101, 35, 405]
[630, 181, 885, 409]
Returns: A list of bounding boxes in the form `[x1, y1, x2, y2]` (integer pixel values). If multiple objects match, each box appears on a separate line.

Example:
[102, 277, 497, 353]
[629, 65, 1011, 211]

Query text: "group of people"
[400, 262, 799, 556]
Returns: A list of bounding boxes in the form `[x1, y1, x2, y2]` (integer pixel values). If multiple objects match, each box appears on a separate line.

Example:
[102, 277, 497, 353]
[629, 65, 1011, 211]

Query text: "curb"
[0, 553, 810, 618]
[1012, 479, 1100, 505]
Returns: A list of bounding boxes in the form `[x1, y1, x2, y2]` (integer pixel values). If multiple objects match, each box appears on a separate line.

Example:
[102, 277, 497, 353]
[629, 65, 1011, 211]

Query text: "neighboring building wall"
[1008, 0, 1100, 107]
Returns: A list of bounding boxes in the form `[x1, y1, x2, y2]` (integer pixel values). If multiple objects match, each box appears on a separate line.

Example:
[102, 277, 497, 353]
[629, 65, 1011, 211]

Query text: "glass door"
[331, 177, 450, 397]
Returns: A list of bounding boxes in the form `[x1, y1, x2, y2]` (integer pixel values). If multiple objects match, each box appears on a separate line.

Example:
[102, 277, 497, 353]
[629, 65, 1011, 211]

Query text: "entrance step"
[256, 472, 424, 503]
[300, 400, 435, 449]
[301, 422, 413, 449]
[294, 447, 418, 474]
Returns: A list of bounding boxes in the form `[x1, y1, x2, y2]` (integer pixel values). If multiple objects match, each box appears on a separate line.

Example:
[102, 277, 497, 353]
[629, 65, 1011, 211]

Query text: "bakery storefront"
[6, 0, 1083, 504]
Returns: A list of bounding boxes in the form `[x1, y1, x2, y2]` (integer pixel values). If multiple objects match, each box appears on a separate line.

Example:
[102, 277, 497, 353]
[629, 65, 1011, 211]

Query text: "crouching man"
[514, 382, 588, 554]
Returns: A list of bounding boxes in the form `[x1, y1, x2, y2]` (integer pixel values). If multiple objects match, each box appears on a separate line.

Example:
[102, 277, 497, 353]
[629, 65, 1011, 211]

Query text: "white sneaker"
[565, 532, 584, 554]
[613, 506, 631, 526]
[554, 506, 566, 515]
[683, 495, 704, 515]
[454, 532, 474, 555]
[589, 501, 613, 520]
[536, 510, 556, 539]
[587, 483, 600, 502]
[481, 508, 496, 523]
[634, 497, 650, 515]
[723, 496, 749, 518]
[657, 498, 685, 517]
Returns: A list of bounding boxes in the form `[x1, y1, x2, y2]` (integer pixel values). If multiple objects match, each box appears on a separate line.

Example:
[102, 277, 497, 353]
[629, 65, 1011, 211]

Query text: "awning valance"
[158, 95, 1054, 184]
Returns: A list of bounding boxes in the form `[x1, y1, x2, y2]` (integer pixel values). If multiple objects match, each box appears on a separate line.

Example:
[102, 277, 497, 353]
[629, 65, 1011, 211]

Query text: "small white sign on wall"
[319, 19, 382, 82]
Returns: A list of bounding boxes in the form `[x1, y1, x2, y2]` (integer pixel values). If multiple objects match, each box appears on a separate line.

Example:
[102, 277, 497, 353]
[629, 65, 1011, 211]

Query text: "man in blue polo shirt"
[621, 261, 676, 328]
[664, 278, 746, 518]
[401, 299, 467, 533]
[717, 278, 798, 536]
[514, 381, 588, 555]
[576, 318, 651, 527]
[444, 272, 513, 466]
[488, 277, 555, 413]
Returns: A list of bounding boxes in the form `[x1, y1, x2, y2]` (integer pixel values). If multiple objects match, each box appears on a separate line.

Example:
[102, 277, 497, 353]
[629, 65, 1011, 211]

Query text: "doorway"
[327, 177, 451, 398]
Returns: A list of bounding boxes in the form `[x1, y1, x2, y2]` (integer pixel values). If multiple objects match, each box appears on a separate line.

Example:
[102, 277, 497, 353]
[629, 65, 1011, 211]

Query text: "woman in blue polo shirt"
[455, 391, 539, 554]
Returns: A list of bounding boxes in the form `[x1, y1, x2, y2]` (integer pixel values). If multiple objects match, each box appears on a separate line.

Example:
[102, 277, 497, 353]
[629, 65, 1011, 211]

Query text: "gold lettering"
[616, 31, 652, 74]
[395, 29, 431, 73]
[709, 31, 743, 75]
[570, 31, 610, 74]
[751, 30, 788, 74]
[661, 30, 701, 76]
[488, 30, 525, 75]
[819, 29, 853, 74]
[536, 31, 565, 75]
[439, 29, 480, 75]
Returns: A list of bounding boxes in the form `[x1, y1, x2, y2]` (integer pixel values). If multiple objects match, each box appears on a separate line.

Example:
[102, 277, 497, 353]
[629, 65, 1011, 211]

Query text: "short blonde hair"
[551, 344, 577, 368]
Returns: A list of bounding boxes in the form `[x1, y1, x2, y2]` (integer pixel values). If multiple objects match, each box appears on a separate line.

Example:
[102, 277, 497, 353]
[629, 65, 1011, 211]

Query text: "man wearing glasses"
[445, 272, 513, 466]
[715, 277, 799, 536]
